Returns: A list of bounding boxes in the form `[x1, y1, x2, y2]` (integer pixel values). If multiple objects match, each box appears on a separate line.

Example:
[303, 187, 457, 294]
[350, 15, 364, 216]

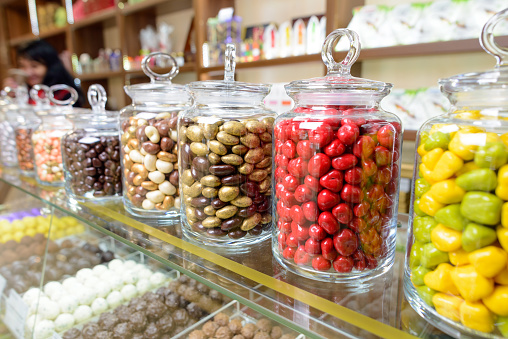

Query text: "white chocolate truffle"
[58, 295, 78, 314]
[77, 288, 96, 306]
[43, 281, 62, 298]
[123, 260, 137, 269]
[136, 279, 151, 295]
[73, 305, 93, 323]
[76, 268, 94, 282]
[122, 271, 139, 285]
[149, 272, 166, 287]
[62, 277, 81, 292]
[92, 264, 108, 276]
[101, 270, 115, 281]
[106, 291, 124, 308]
[108, 276, 124, 291]
[91, 298, 109, 315]
[94, 281, 112, 298]
[138, 268, 153, 280]
[26, 314, 40, 330]
[54, 313, 75, 333]
[34, 320, 54, 339]
[38, 299, 60, 321]
[23, 288, 43, 306]
[133, 264, 146, 272]
[108, 259, 124, 272]
[120, 284, 137, 300]
[84, 276, 100, 288]
[49, 289, 65, 302]
[29, 297, 50, 316]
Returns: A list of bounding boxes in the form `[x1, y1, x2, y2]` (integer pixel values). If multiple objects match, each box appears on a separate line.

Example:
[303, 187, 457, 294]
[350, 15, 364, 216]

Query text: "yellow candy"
[418, 144, 428, 157]
[449, 249, 471, 266]
[429, 179, 465, 205]
[451, 265, 494, 302]
[468, 246, 507, 278]
[501, 132, 508, 149]
[13, 231, 24, 242]
[11, 220, 25, 232]
[460, 301, 495, 332]
[419, 163, 436, 185]
[22, 216, 36, 229]
[483, 285, 508, 316]
[433, 293, 464, 322]
[424, 263, 460, 295]
[497, 226, 508, 252]
[449, 132, 478, 161]
[495, 268, 508, 285]
[0, 234, 12, 243]
[430, 151, 464, 182]
[431, 224, 462, 252]
[419, 192, 445, 217]
[422, 148, 444, 170]
[455, 161, 481, 177]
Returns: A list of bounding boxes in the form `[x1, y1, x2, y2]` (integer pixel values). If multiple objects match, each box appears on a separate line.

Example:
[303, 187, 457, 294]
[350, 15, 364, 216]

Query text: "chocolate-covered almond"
[211, 198, 228, 209]
[209, 164, 235, 176]
[221, 174, 247, 186]
[221, 217, 243, 231]
[192, 156, 210, 173]
[195, 208, 207, 220]
[191, 197, 211, 208]
[207, 228, 227, 237]
[142, 141, 161, 155]
[240, 182, 259, 197]
[237, 204, 257, 218]
[228, 229, 247, 239]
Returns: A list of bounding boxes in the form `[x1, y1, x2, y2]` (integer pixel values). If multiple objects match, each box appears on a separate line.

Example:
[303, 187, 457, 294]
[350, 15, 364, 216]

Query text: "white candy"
[73, 305, 93, 323]
[54, 313, 75, 333]
[139, 268, 153, 280]
[108, 276, 124, 291]
[149, 272, 166, 287]
[84, 276, 100, 288]
[49, 289, 65, 302]
[23, 288, 43, 306]
[120, 284, 137, 300]
[136, 279, 151, 295]
[34, 320, 54, 339]
[92, 264, 108, 276]
[77, 288, 96, 306]
[25, 314, 40, 330]
[76, 268, 94, 282]
[123, 260, 137, 269]
[122, 271, 139, 285]
[108, 259, 124, 272]
[106, 291, 124, 308]
[58, 296, 78, 314]
[43, 281, 62, 298]
[62, 277, 81, 291]
[91, 298, 109, 315]
[101, 271, 115, 282]
[29, 297, 50, 316]
[133, 264, 146, 272]
[95, 281, 112, 298]
[38, 299, 60, 321]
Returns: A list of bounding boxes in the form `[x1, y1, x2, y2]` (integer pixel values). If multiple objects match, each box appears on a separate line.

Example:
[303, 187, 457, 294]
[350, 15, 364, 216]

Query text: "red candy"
[273, 107, 400, 275]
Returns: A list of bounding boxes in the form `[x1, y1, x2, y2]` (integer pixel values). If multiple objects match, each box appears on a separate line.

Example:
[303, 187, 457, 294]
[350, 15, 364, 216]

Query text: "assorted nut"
[121, 112, 181, 214]
[63, 133, 122, 199]
[15, 128, 35, 173]
[179, 116, 274, 240]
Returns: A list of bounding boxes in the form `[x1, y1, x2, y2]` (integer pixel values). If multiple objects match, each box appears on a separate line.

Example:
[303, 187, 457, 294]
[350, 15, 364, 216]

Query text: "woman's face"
[19, 57, 47, 87]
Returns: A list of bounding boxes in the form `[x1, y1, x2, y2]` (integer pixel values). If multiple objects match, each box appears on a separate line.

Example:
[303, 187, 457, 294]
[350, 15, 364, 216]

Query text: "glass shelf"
[0, 167, 452, 339]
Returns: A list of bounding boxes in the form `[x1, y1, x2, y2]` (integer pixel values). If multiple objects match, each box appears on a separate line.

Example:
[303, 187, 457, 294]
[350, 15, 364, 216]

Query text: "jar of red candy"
[272, 29, 402, 281]
[32, 85, 77, 186]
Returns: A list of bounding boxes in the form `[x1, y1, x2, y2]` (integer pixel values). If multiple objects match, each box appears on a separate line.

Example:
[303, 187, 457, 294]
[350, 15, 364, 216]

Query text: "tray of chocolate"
[58, 275, 226, 339]
[178, 300, 306, 339]
[23, 255, 177, 339]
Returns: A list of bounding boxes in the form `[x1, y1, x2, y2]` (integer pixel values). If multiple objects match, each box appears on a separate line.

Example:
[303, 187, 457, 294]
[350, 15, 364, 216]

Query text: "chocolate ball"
[215, 312, 230, 326]
[145, 300, 167, 321]
[82, 323, 100, 339]
[129, 311, 147, 332]
[112, 322, 133, 339]
[96, 331, 112, 339]
[99, 313, 119, 331]
[157, 313, 175, 334]
[62, 328, 82, 339]
[143, 323, 160, 339]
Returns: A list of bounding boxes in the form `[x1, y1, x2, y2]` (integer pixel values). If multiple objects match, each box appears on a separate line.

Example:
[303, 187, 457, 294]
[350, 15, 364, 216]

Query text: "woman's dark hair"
[18, 40, 85, 107]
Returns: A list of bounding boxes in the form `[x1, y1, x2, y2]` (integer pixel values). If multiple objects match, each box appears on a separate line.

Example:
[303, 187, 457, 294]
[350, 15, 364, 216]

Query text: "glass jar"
[272, 29, 402, 282]
[32, 85, 77, 186]
[179, 44, 275, 246]
[1, 87, 28, 168]
[404, 9, 508, 338]
[120, 53, 190, 219]
[62, 84, 122, 201]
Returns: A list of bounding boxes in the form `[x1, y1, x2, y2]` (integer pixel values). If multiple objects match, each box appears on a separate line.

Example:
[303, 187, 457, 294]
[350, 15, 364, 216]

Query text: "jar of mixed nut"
[272, 29, 402, 282]
[179, 44, 275, 246]
[62, 84, 122, 201]
[32, 85, 77, 186]
[120, 53, 190, 219]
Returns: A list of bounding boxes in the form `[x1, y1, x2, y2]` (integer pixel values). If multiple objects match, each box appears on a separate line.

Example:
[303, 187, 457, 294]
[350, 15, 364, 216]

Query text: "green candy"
[410, 241, 424, 268]
[420, 243, 449, 269]
[424, 131, 450, 151]
[460, 191, 503, 226]
[414, 199, 428, 217]
[413, 216, 438, 243]
[416, 285, 436, 307]
[456, 168, 497, 192]
[475, 142, 508, 169]
[412, 266, 431, 286]
[462, 223, 497, 252]
[415, 178, 431, 198]
[434, 204, 469, 231]
[497, 316, 508, 338]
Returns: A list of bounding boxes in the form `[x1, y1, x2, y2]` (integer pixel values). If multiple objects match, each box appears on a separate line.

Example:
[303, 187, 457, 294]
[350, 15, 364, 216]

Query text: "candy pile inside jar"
[121, 112, 180, 211]
[179, 116, 274, 239]
[274, 110, 400, 273]
[16, 128, 35, 173]
[33, 129, 66, 183]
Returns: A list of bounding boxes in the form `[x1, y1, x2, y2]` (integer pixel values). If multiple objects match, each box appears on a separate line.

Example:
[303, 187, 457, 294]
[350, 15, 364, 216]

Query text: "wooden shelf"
[403, 130, 418, 142]
[202, 54, 321, 73]
[9, 26, 68, 46]
[72, 6, 118, 29]
[75, 70, 124, 81]
[120, 0, 168, 15]
[125, 62, 196, 77]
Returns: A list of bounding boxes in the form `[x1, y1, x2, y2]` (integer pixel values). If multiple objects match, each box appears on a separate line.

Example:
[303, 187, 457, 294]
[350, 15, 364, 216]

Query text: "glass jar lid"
[67, 84, 117, 123]
[34, 84, 78, 117]
[285, 28, 392, 104]
[440, 8, 508, 97]
[188, 44, 271, 100]
[124, 52, 189, 104]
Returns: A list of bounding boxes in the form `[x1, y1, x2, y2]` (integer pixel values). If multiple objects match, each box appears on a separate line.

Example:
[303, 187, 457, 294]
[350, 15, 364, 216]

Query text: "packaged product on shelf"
[387, 3, 424, 45]
[279, 21, 293, 57]
[292, 19, 306, 56]
[32, 84, 77, 186]
[273, 29, 402, 281]
[120, 52, 190, 219]
[306, 15, 322, 55]
[179, 44, 275, 245]
[404, 8, 508, 337]
[62, 84, 122, 201]
[263, 23, 278, 60]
